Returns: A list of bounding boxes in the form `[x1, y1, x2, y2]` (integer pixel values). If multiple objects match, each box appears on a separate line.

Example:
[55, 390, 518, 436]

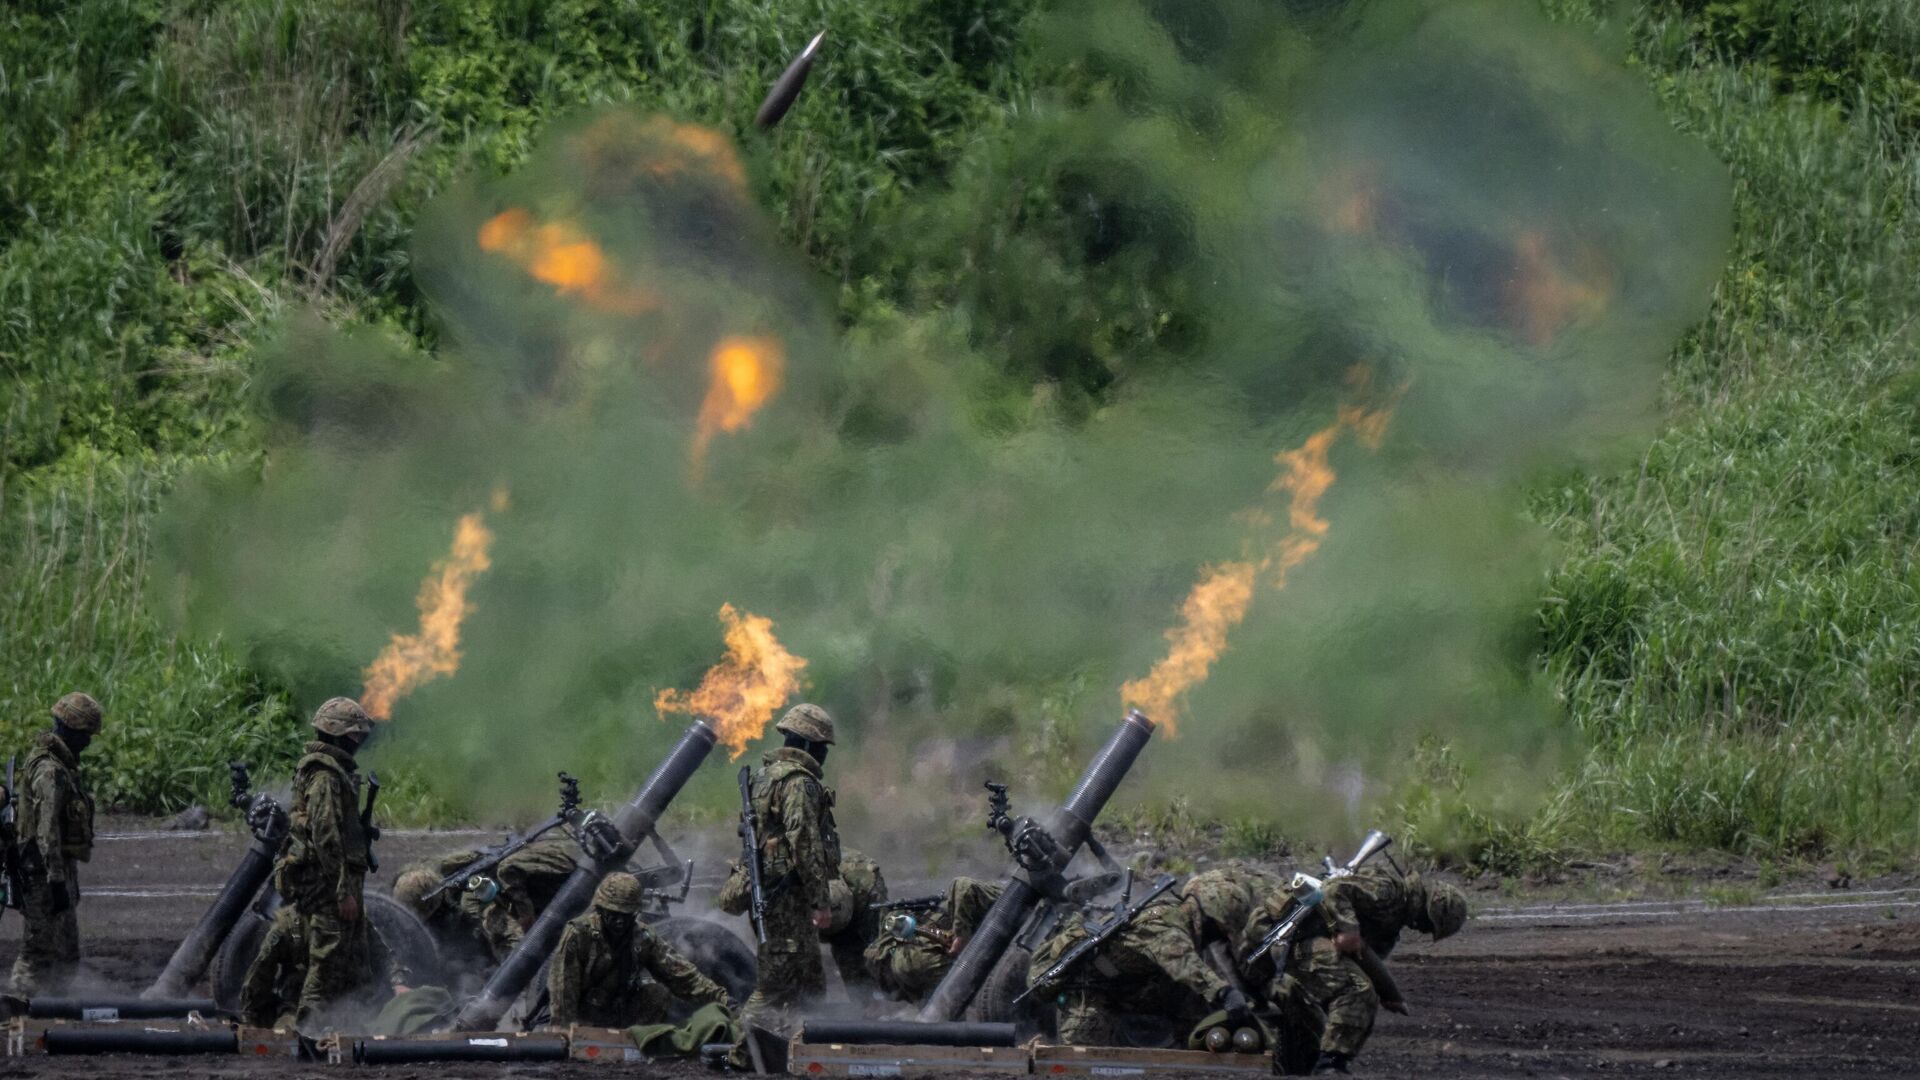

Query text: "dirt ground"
[5, 819, 1919, 1077]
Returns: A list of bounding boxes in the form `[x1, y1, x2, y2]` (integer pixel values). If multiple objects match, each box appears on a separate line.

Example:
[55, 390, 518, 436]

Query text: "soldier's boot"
[1312, 1051, 1352, 1074]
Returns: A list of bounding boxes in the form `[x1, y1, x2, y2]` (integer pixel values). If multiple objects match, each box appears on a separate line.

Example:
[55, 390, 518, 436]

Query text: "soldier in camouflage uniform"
[240, 906, 310, 1030]
[863, 876, 1003, 1005]
[9, 693, 101, 995]
[723, 704, 840, 1040]
[822, 848, 887, 1002]
[548, 873, 730, 1029]
[1027, 885, 1248, 1047]
[1245, 868, 1466, 1074]
[1179, 866, 1281, 997]
[254, 697, 378, 1033]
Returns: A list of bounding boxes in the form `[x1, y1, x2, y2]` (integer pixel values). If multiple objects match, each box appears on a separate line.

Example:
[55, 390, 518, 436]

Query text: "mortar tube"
[801, 1020, 1018, 1047]
[142, 833, 276, 999]
[29, 996, 224, 1020]
[919, 709, 1156, 1021]
[356, 1035, 569, 1063]
[451, 718, 718, 1031]
[43, 1027, 237, 1055]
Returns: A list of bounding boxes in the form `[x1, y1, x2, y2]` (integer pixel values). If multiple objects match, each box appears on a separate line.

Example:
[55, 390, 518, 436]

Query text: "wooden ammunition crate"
[1032, 1044, 1273, 1076]
[235, 1025, 305, 1060]
[567, 1025, 646, 1064]
[788, 1040, 1031, 1076]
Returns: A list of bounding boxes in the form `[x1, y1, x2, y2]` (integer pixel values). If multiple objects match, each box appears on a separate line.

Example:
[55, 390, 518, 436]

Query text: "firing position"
[1247, 867, 1466, 1074]
[253, 697, 378, 1032]
[546, 873, 730, 1028]
[394, 833, 578, 977]
[863, 876, 1003, 1005]
[9, 692, 101, 995]
[720, 703, 841, 1039]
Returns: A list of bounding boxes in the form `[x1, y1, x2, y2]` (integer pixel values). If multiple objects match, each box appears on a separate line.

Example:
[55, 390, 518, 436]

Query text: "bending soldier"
[9, 692, 101, 995]
[548, 873, 729, 1028]
[863, 876, 1003, 1005]
[1028, 883, 1245, 1047]
[822, 848, 888, 1003]
[1245, 867, 1466, 1075]
[722, 703, 841, 1041]
[252, 697, 378, 1033]
[1180, 866, 1281, 998]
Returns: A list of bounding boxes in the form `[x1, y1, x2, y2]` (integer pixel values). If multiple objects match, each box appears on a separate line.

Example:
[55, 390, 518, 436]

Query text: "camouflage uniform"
[266, 739, 373, 1030]
[824, 848, 887, 1000]
[478, 835, 579, 959]
[736, 745, 839, 1035]
[1180, 866, 1280, 992]
[863, 876, 1003, 1004]
[548, 911, 728, 1028]
[10, 730, 95, 995]
[1245, 868, 1456, 1062]
[1029, 896, 1230, 1046]
[240, 906, 309, 1029]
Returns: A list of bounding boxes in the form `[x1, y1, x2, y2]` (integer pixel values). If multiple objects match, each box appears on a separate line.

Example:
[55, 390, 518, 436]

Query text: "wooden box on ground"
[567, 1024, 646, 1064]
[1032, 1044, 1273, 1076]
[788, 1040, 1031, 1076]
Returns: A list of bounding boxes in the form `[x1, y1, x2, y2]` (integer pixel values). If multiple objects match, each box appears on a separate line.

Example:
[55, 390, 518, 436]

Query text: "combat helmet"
[776, 703, 835, 745]
[1425, 881, 1467, 941]
[593, 872, 646, 915]
[51, 692, 103, 733]
[312, 697, 374, 737]
[394, 869, 443, 917]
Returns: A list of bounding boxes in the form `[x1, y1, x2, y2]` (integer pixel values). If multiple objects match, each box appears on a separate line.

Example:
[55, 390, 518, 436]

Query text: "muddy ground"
[4, 819, 1918, 1078]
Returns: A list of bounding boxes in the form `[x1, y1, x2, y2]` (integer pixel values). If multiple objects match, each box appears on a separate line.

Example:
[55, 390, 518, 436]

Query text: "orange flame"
[1122, 382, 1399, 735]
[361, 508, 499, 721]
[1506, 229, 1614, 347]
[654, 604, 809, 760]
[478, 208, 659, 315]
[690, 335, 786, 476]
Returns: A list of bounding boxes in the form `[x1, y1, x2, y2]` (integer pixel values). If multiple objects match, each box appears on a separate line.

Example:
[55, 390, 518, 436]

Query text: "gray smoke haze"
[154, 0, 1728, 846]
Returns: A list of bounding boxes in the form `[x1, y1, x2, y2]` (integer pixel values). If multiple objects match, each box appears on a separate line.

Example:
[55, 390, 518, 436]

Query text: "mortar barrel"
[142, 834, 276, 999]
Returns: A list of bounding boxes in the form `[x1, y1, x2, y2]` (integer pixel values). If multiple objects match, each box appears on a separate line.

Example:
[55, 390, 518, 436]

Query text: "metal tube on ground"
[355, 1035, 570, 1063]
[29, 997, 225, 1020]
[452, 719, 718, 1031]
[44, 1027, 238, 1055]
[800, 1021, 1018, 1047]
[919, 709, 1156, 1021]
[142, 836, 276, 998]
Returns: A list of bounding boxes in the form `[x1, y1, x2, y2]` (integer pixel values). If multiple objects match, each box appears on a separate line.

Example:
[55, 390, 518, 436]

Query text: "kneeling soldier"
[1247, 868, 1466, 1074]
[547, 873, 730, 1028]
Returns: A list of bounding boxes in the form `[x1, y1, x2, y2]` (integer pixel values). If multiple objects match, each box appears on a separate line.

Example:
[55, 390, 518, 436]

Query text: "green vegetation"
[4, 0, 1918, 865]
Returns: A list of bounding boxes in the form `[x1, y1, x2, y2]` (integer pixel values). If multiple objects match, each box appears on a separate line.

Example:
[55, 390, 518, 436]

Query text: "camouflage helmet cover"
[1426, 881, 1467, 941]
[312, 696, 374, 737]
[593, 872, 646, 915]
[826, 878, 855, 935]
[394, 869, 443, 916]
[51, 692, 103, 733]
[775, 703, 835, 744]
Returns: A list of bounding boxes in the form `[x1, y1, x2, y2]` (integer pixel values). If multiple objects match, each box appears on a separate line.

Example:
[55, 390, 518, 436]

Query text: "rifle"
[870, 894, 945, 914]
[1244, 830, 1392, 967]
[736, 765, 769, 944]
[1, 757, 20, 911]
[361, 772, 382, 874]
[423, 773, 582, 902]
[1012, 871, 1179, 1006]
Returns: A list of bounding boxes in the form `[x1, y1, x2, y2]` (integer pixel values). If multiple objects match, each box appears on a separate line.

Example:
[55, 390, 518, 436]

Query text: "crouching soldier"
[547, 873, 731, 1029]
[10, 692, 102, 995]
[1247, 868, 1466, 1075]
[1028, 883, 1248, 1047]
[823, 849, 888, 1003]
[864, 876, 1003, 1005]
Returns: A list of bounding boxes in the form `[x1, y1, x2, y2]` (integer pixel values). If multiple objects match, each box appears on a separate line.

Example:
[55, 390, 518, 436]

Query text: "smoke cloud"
[153, 0, 1727, 840]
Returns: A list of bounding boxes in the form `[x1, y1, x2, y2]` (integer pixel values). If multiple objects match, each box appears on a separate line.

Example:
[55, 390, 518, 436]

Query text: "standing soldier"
[255, 696, 377, 1033]
[547, 873, 731, 1029]
[9, 692, 101, 995]
[1245, 867, 1466, 1075]
[728, 703, 840, 1043]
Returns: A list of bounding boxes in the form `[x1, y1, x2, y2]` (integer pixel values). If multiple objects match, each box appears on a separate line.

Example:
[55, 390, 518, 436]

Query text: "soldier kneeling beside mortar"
[547, 873, 734, 1031]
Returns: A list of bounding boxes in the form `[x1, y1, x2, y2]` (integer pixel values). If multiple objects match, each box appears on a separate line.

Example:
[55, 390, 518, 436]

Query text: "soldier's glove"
[45, 883, 71, 915]
[1220, 987, 1252, 1027]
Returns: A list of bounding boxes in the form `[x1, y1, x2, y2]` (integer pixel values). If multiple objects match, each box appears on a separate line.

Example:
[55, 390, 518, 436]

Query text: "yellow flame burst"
[654, 604, 809, 760]
[361, 507, 499, 721]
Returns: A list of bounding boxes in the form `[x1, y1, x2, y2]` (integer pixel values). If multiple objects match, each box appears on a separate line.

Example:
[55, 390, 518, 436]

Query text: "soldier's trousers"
[240, 907, 308, 1030]
[9, 876, 79, 995]
[1285, 937, 1378, 1057]
[741, 898, 824, 1037]
[293, 905, 373, 1033]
